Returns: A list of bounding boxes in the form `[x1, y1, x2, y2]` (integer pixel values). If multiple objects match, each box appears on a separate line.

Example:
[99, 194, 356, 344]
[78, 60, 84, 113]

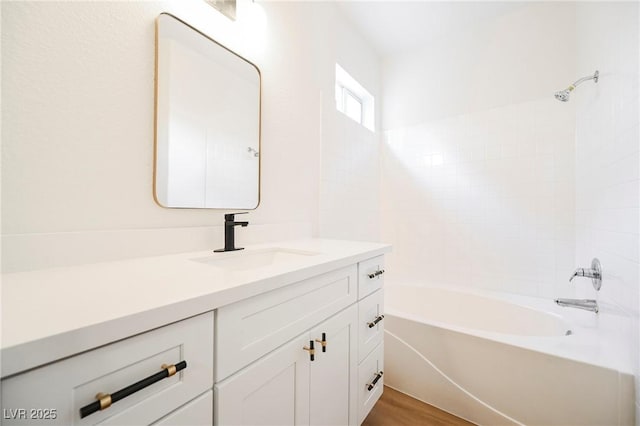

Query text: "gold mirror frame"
[153, 13, 262, 210]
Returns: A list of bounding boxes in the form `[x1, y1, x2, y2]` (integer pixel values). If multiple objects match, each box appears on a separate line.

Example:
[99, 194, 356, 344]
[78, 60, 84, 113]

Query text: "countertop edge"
[1, 242, 391, 378]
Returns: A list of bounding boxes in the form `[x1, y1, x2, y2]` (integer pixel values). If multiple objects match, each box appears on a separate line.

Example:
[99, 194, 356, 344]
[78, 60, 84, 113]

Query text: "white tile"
[381, 99, 578, 297]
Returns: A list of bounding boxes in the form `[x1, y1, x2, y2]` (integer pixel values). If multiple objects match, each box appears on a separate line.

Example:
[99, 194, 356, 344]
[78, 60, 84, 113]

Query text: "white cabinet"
[354, 289, 385, 421]
[215, 255, 385, 426]
[153, 391, 213, 426]
[1, 250, 387, 426]
[357, 266, 384, 424]
[358, 255, 385, 299]
[1, 313, 214, 426]
[309, 305, 358, 426]
[356, 261, 385, 424]
[214, 333, 310, 426]
[215, 305, 358, 426]
[215, 265, 357, 381]
[357, 343, 384, 424]
[358, 289, 384, 363]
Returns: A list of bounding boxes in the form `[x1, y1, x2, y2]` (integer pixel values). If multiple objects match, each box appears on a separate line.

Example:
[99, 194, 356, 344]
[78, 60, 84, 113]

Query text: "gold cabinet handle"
[96, 393, 111, 410]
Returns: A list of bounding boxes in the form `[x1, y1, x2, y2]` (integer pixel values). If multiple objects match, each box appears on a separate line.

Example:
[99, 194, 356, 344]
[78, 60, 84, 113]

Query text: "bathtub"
[384, 284, 635, 426]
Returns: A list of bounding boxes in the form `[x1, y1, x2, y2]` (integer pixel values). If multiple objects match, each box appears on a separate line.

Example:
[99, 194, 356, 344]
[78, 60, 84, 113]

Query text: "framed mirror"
[154, 13, 260, 209]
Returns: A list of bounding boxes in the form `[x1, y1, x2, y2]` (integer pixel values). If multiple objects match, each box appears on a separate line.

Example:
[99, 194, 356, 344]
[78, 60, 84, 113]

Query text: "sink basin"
[191, 248, 319, 271]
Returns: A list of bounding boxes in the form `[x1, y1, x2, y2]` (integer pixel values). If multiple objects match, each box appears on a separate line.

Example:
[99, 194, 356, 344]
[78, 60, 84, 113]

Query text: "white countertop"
[1, 239, 391, 378]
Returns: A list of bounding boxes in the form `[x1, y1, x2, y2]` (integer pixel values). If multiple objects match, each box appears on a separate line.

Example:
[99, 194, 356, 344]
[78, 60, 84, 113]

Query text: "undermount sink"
[191, 248, 320, 271]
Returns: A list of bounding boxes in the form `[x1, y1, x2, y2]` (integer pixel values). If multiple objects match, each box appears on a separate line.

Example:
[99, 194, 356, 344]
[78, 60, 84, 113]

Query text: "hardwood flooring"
[362, 386, 476, 426]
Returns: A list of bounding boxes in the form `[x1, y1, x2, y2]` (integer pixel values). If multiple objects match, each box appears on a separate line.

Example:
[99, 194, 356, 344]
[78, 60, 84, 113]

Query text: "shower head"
[554, 70, 599, 102]
[554, 87, 573, 102]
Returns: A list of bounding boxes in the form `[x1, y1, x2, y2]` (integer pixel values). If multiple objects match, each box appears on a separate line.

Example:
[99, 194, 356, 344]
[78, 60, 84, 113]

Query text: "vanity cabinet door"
[214, 335, 311, 426]
[309, 304, 358, 426]
[215, 305, 358, 426]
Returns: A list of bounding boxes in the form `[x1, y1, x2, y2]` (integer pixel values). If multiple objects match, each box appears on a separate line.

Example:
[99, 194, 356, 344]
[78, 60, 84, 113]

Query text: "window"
[341, 88, 363, 123]
[335, 64, 374, 131]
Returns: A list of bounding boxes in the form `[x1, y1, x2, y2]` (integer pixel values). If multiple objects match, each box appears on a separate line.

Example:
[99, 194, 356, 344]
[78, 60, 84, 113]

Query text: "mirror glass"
[155, 13, 260, 209]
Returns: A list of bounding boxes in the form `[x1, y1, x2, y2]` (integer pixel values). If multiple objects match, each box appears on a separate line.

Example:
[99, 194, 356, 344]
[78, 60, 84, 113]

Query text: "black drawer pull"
[79, 361, 187, 418]
[367, 269, 385, 279]
[367, 315, 385, 328]
[366, 371, 384, 391]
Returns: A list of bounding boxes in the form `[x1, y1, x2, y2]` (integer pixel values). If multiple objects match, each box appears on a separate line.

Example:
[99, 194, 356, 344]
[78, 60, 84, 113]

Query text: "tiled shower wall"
[381, 99, 576, 299]
[574, 2, 640, 417]
[380, 3, 578, 299]
[320, 112, 380, 241]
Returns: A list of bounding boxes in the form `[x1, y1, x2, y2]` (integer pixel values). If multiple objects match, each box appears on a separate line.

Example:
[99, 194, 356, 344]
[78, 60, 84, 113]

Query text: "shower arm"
[568, 70, 599, 90]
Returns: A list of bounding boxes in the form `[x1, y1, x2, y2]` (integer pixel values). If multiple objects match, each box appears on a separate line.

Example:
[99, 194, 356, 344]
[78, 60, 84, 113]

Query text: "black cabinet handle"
[366, 371, 384, 391]
[315, 332, 327, 352]
[79, 361, 187, 418]
[367, 315, 385, 328]
[367, 269, 385, 279]
[303, 340, 315, 361]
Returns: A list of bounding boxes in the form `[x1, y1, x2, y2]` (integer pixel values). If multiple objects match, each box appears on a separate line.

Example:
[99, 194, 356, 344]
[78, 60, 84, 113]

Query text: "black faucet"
[214, 212, 249, 252]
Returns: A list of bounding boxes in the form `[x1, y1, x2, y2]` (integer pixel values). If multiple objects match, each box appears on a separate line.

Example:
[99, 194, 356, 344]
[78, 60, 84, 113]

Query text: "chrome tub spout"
[554, 298, 599, 313]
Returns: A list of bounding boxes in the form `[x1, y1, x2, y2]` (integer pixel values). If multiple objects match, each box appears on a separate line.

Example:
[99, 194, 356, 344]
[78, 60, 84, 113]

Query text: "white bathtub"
[384, 284, 635, 426]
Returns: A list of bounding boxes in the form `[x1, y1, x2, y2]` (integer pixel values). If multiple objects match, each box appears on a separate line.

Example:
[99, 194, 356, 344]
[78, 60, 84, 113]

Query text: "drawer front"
[1, 313, 214, 426]
[357, 342, 384, 425]
[216, 265, 357, 380]
[152, 391, 212, 426]
[358, 256, 385, 299]
[358, 289, 384, 363]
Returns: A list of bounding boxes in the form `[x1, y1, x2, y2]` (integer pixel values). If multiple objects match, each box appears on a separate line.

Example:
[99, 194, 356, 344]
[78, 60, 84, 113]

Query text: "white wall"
[381, 3, 578, 299]
[1, 0, 381, 272]
[573, 2, 640, 418]
[382, 3, 578, 129]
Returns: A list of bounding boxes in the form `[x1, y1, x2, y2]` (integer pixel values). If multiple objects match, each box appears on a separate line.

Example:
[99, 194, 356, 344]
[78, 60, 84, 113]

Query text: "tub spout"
[554, 298, 598, 313]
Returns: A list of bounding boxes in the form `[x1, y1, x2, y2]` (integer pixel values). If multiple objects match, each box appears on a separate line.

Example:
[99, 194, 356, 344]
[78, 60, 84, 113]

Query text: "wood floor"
[362, 386, 475, 426]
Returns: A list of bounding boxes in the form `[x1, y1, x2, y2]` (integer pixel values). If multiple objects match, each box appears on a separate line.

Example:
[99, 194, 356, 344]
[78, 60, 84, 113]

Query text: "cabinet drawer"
[358, 289, 384, 363]
[216, 265, 357, 380]
[152, 391, 212, 426]
[1, 313, 214, 426]
[358, 342, 384, 425]
[358, 256, 385, 299]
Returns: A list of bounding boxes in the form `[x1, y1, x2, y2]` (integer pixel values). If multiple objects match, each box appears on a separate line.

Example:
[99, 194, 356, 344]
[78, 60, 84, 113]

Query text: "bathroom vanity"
[0, 239, 389, 425]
